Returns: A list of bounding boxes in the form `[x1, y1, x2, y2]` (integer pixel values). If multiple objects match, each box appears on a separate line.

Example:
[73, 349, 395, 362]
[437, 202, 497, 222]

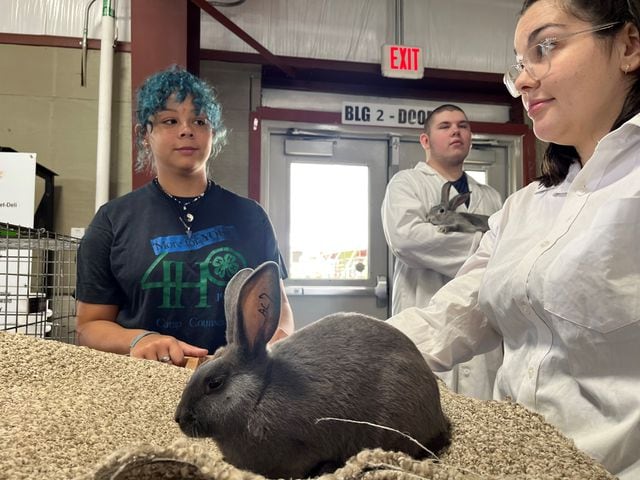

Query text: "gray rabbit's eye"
[438, 208, 446, 214]
[207, 377, 224, 392]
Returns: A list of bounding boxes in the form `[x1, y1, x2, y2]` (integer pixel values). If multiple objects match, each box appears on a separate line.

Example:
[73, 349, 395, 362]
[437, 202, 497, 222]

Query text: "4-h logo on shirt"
[207, 247, 247, 286]
[141, 246, 247, 308]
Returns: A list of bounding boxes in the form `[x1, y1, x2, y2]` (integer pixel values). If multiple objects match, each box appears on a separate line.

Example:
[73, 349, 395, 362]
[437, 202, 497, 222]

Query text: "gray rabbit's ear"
[236, 261, 281, 357]
[440, 181, 452, 203]
[224, 267, 254, 345]
[449, 192, 471, 211]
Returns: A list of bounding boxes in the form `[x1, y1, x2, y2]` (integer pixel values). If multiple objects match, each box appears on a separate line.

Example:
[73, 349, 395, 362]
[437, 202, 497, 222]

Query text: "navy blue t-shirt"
[76, 181, 287, 353]
[451, 173, 470, 207]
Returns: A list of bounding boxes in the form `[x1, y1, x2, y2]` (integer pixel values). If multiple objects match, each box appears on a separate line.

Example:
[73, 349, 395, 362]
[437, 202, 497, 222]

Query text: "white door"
[266, 131, 389, 329]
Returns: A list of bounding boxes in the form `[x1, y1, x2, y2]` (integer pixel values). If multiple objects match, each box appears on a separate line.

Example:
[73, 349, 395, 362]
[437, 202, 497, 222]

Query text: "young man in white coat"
[381, 104, 503, 399]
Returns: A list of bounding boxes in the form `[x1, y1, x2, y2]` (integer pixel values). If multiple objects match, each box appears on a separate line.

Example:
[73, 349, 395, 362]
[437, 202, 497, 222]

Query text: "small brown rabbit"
[175, 261, 450, 479]
[427, 181, 490, 233]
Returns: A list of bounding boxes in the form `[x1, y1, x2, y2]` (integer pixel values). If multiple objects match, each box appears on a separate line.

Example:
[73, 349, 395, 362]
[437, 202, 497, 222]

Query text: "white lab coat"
[381, 161, 503, 399]
[387, 114, 640, 479]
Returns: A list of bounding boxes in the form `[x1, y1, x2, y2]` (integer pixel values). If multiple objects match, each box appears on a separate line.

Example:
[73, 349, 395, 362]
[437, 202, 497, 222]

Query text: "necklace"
[154, 178, 211, 237]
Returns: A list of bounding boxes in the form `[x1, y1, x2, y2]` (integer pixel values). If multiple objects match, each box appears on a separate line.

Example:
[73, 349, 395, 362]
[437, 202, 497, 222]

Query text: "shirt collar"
[417, 161, 476, 184]
[593, 111, 640, 149]
[534, 112, 640, 195]
[534, 162, 581, 196]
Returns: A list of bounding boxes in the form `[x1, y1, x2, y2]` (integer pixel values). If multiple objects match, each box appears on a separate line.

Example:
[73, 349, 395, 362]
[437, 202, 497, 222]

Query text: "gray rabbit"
[426, 181, 490, 233]
[175, 261, 450, 479]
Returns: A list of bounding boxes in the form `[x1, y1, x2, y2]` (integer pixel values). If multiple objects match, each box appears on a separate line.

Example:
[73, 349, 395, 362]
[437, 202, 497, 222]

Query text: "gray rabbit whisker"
[315, 417, 439, 460]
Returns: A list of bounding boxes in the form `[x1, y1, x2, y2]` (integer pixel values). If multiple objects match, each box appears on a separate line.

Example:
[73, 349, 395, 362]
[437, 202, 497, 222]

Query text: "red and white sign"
[381, 44, 424, 79]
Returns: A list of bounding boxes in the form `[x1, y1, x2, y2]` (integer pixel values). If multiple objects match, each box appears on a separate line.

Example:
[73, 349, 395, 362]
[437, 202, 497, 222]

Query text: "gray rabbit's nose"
[175, 409, 202, 438]
[175, 407, 196, 425]
[174, 405, 186, 424]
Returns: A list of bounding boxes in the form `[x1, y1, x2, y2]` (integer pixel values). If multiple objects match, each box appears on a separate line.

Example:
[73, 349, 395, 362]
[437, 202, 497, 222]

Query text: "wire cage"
[1, 222, 79, 344]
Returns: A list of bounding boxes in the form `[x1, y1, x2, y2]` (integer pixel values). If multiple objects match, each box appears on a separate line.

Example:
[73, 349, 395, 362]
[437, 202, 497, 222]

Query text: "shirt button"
[573, 185, 587, 195]
[462, 367, 471, 377]
[540, 241, 550, 248]
[528, 367, 535, 379]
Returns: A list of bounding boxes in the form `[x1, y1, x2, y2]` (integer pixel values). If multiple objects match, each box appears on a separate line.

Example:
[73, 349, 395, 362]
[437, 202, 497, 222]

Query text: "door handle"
[374, 275, 388, 308]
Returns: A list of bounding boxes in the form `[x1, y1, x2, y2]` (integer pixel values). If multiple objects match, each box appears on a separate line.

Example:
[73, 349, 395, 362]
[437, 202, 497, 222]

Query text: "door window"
[289, 162, 369, 280]
[466, 169, 488, 185]
[265, 131, 389, 326]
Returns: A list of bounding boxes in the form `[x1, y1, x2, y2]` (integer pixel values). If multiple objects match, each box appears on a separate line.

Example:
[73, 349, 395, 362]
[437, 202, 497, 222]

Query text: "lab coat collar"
[416, 161, 481, 187]
[415, 161, 440, 177]
[417, 161, 488, 209]
[533, 112, 640, 196]
[534, 162, 580, 196]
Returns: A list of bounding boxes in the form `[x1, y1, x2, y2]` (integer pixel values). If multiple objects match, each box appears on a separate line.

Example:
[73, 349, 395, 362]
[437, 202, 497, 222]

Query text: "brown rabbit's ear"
[449, 192, 471, 211]
[237, 262, 282, 357]
[440, 181, 452, 204]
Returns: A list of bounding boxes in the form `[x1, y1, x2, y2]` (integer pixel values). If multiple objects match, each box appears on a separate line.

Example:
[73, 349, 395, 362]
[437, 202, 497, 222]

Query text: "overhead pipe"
[395, 0, 404, 45]
[94, 0, 117, 211]
[81, 0, 98, 86]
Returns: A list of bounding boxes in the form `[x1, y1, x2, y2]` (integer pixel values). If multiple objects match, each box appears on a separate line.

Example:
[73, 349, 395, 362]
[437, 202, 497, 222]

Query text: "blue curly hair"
[134, 65, 227, 173]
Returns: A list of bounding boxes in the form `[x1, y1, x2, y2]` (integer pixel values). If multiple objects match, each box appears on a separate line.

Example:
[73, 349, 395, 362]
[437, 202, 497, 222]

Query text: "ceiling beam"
[190, 0, 296, 78]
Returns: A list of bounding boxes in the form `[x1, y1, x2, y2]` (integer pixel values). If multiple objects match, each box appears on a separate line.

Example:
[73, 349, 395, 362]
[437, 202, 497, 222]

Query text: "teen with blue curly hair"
[75, 66, 293, 366]
[133, 65, 228, 172]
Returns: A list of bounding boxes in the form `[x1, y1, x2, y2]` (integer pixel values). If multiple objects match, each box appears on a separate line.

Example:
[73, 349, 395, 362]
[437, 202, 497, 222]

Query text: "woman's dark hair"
[520, 0, 640, 186]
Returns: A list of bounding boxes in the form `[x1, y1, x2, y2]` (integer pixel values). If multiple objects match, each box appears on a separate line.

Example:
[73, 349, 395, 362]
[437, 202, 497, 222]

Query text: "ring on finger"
[159, 355, 172, 363]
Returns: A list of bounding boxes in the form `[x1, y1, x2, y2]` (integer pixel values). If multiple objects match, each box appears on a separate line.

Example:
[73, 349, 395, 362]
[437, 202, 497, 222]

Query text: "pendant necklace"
[154, 178, 211, 237]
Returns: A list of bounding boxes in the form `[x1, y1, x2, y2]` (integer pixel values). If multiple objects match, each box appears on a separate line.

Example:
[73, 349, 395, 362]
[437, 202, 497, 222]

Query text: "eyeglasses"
[503, 22, 621, 98]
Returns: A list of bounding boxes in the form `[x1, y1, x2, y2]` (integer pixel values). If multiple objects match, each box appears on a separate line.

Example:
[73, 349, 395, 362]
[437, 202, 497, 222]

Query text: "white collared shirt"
[388, 114, 640, 478]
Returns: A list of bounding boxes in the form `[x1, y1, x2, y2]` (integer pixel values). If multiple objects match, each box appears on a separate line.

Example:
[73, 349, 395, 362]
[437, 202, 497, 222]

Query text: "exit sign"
[381, 44, 424, 79]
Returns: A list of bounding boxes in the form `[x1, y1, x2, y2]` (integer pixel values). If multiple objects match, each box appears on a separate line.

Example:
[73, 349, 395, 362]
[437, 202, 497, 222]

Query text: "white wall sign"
[265, 90, 511, 123]
[0, 152, 37, 228]
[342, 102, 432, 129]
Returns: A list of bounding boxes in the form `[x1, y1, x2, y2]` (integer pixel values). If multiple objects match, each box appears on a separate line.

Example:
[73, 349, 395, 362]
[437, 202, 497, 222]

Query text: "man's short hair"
[424, 104, 467, 133]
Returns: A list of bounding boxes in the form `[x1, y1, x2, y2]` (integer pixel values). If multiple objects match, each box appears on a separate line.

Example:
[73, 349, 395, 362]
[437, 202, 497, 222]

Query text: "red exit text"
[388, 46, 421, 71]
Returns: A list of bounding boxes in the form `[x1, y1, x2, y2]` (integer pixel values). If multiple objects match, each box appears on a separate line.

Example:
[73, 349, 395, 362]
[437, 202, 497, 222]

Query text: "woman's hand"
[76, 301, 208, 366]
[129, 333, 208, 367]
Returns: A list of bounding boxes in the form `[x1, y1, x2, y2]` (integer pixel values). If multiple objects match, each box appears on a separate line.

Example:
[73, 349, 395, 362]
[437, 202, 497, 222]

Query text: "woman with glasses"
[387, 1, 640, 477]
